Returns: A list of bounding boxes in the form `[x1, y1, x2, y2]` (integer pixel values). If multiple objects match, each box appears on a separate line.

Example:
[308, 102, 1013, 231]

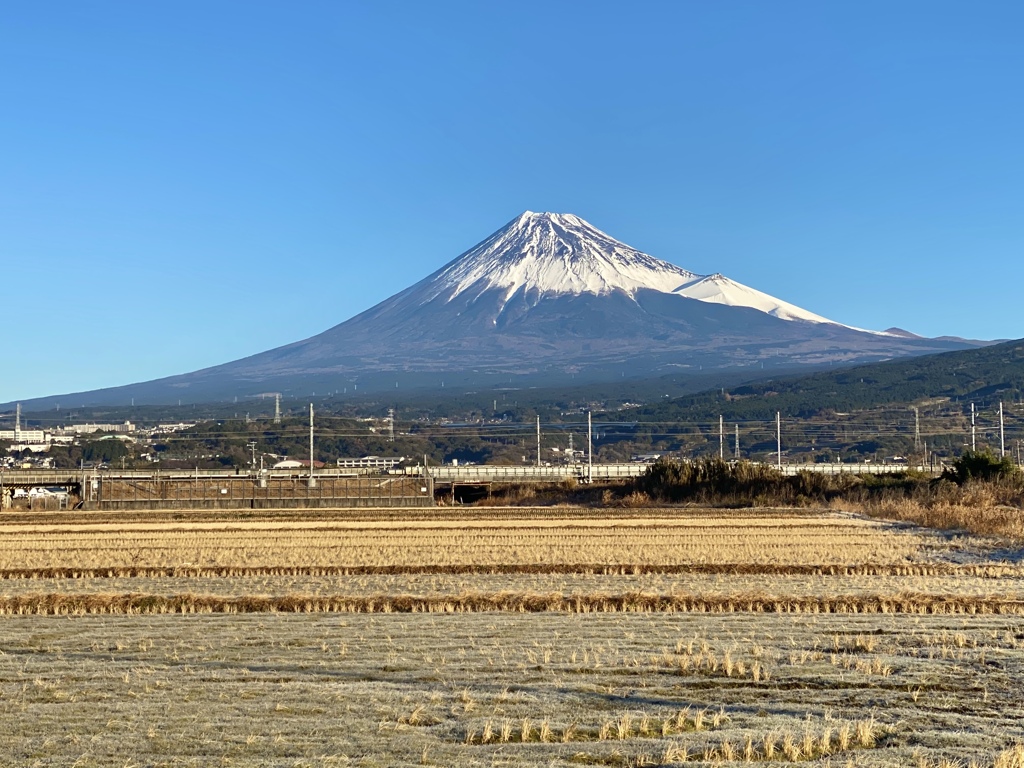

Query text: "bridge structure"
[0, 467, 431, 510]
[403, 461, 935, 483]
[0, 461, 938, 509]
[397, 461, 938, 502]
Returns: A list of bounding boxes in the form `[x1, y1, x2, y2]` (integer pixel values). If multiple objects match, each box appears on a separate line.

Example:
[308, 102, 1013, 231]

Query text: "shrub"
[942, 450, 1018, 485]
[637, 458, 787, 504]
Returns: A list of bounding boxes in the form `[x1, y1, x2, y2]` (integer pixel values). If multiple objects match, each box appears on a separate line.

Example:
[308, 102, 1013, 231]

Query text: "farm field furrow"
[0, 506, 824, 526]
[3, 571, 1024, 601]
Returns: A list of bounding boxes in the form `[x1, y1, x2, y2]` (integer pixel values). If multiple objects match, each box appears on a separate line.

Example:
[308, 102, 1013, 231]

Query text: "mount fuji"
[12, 212, 984, 406]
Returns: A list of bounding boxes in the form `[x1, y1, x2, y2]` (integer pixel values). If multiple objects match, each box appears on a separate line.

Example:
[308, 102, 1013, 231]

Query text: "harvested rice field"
[0, 510, 933, 570]
[0, 506, 1022, 766]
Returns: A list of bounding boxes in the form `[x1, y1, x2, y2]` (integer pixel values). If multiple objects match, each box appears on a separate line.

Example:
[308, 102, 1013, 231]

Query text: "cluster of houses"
[0, 419, 137, 454]
[0, 406, 205, 470]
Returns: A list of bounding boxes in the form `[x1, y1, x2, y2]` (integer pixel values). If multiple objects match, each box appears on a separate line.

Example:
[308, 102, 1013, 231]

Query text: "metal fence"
[92, 474, 433, 509]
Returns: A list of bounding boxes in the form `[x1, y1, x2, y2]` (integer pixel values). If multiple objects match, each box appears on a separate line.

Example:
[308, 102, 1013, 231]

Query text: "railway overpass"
[0, 461, 937, 509]
[405, 461, 934, 483]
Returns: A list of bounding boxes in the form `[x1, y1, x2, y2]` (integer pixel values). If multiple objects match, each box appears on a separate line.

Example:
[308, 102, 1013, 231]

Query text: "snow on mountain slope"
[673, 273, 836, 324]
[418, 211, 853, 329]
[422, 212, 698, 305]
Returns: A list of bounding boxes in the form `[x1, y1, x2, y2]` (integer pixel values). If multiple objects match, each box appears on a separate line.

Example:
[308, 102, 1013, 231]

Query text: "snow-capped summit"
[419, 211, 844, 328]
[422, 211, 698, 307]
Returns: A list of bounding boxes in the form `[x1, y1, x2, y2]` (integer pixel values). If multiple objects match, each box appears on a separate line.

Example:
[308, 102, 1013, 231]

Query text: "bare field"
[0, 511, 930, 571]
[0, 506, 1022, 766]
[4, 569, 1024, 602]
[1, 612, 1023, 766]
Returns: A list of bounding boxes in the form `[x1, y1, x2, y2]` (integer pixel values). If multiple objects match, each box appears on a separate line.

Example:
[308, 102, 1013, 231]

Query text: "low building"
[62, 421, 135, 435]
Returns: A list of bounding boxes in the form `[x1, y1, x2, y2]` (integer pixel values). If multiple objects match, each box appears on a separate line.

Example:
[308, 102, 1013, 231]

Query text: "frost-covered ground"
[0, 611, 1021, 766]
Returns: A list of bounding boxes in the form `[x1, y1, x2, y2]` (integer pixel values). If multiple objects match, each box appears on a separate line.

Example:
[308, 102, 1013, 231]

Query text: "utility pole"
[734, 424, 740, 460]
[536, 416, 541, 468]
[1000, 401, 1005, 457]
[388, 408, 395, 443]
[719, 415, 724, 460]
[247, 440, 257, 474]
[776, 412, 782, 470]
[587, 411, 593, 484]
[971, 402, 976, 452]
[14, 403, 20, 445]
[274, 394, 281, 425]
[308, 403, 316, 489]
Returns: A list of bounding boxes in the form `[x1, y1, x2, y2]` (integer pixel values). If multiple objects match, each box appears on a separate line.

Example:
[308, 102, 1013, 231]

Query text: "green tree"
[941, 450, 1018, 485]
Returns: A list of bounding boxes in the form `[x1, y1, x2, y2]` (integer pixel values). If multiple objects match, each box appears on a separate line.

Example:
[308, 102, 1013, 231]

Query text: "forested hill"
[630, 338, 1024, 422]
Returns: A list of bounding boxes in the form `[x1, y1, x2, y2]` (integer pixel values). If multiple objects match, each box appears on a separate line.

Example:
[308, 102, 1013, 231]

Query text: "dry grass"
[851, 495, 1024, 541]
[0, 611, 1021, 766]
[1, 590, 1021, 616]
[0, 513, 926, 571]
[1, 561, 1020, 583]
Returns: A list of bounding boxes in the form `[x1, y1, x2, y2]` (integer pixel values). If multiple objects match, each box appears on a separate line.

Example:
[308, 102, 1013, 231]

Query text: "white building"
[62, 421, 136, 435]
[0, 428, 47, 442]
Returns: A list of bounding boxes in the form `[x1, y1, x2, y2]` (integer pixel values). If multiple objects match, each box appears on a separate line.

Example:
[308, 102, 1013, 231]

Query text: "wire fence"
[93, 475, 433, 510]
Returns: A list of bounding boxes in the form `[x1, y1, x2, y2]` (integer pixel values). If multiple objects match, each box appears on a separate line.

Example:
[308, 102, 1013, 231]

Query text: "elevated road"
[0, 467, 380, 488]
[0, 461, 936, 490]
[405, 461, 937, 484]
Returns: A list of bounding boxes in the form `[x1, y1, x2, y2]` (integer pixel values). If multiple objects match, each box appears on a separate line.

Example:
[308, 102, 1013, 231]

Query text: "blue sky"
[2, 1, 1022, 403]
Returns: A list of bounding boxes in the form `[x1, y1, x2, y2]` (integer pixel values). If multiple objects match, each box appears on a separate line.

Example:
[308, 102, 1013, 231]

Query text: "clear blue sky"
[2, 1, 1022, 403]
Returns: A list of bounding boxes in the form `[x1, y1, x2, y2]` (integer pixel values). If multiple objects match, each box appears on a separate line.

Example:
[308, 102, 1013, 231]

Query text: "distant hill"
[632, 337, 1024, 423]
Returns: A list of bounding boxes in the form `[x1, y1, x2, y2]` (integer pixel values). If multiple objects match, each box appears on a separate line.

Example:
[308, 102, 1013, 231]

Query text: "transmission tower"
[388, 408, 395, 443]
[274, 394, 281, 424]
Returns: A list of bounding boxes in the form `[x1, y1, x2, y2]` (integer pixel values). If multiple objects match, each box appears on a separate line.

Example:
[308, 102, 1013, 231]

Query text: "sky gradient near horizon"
[2, 1, 1023, 403]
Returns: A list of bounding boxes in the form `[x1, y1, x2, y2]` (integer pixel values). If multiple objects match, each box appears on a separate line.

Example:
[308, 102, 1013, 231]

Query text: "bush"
[941, 450, 1018, 485]
[635, 457, 938, 508]
[637, 458, 786, 504]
